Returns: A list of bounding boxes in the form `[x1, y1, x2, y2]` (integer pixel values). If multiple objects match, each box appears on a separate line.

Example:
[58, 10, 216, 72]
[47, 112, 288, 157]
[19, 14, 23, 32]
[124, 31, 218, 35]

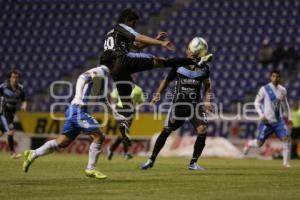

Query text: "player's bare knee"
[197, 125, 207, 135]
[57, 135, 72, 148]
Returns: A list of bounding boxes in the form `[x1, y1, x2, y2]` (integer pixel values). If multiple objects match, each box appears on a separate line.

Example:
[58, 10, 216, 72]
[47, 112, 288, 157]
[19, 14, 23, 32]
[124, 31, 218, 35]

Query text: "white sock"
[282, 141, 290, 166]
[32, 139, 58, 160]
[248, 139, 259, 148]
[86, 143, 101, 170]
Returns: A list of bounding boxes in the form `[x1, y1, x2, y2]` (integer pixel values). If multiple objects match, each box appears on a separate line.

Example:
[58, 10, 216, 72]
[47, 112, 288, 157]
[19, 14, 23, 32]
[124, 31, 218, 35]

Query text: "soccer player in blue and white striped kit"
[22, 52, 126, 179]
[243, 70, 292, 167]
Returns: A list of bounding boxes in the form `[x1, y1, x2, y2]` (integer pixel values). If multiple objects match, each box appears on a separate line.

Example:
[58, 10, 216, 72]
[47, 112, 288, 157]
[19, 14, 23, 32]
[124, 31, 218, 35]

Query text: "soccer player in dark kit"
[0, 70, 27, 158]
[104, 9, 212, 141]
[104, 9, 212, 117]
[140, 37, 213, 170]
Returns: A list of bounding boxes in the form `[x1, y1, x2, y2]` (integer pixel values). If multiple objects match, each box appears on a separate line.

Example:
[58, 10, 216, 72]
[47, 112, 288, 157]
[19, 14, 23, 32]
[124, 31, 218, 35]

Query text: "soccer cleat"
[85, 169, 107, 179]
[140, 159, 154, 170]
[23, 150, 34, 173]
[283, 164, 291, 168]
[124, 153, 133, 160]
[188, 163, 205, 171]
[11, 152, 22, 159]
[197, 53, 213, 66]
[243, 141, 251, 155]
[107, 147, 113, 160]
[119, 122, 132, 146]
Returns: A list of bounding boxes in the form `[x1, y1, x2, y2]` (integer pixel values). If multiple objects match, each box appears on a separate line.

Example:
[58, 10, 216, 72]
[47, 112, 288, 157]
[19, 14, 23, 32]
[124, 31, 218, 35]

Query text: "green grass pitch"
[0, 152, 299, 200]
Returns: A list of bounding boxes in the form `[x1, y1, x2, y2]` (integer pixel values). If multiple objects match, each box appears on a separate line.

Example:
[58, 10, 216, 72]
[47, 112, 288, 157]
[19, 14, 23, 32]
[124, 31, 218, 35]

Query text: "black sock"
[190, 134, 206, 165]
[110, 137, 123, 152]
[7, 135, 14, 153]
[158, 58, 196, 68]
[150, 129, 171, 162]
[123, 140, 129, 154]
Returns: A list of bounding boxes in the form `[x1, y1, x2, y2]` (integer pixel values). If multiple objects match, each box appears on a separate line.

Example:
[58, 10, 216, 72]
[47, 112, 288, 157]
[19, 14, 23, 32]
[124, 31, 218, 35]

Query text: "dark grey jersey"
[104, 23, 140, 56]
[166, 64, 210, 104]
[0, 82, 26, 114]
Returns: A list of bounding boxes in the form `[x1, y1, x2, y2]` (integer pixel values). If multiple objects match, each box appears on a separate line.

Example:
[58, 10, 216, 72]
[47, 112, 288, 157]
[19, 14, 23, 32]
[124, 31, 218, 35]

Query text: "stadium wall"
[11, 112, 299, 159]
[18, 112, 263, 138]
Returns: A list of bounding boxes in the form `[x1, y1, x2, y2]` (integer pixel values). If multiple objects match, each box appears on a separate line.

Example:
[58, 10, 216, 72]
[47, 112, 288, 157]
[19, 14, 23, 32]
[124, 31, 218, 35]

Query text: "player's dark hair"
[117, 9, 139, 23]
[7, 69, 21, 79]
[270, 69, 280, 75]
[100, 50, 116, 69]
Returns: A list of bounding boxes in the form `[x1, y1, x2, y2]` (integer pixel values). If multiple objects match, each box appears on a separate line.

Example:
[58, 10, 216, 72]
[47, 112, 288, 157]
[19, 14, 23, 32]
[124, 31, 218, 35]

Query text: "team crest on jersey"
[80, 120, 90, 128]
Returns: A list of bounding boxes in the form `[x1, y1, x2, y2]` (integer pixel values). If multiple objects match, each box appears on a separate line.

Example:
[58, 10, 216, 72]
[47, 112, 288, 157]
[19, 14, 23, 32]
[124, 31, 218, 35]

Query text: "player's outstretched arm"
[135, 34, 175, 51]
[132, 32, 168, 50]
[151, 79, 171, 104]
[151, 68, 175, 104]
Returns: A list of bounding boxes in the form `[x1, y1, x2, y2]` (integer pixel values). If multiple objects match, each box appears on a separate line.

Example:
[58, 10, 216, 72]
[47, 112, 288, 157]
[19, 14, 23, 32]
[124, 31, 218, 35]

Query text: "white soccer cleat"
[197, 54, 213, 67]
[283, 164, 291, 168]
[243, 141, 251, 155]
[11, 153, 22, 159]
[188, 163, 205, 171]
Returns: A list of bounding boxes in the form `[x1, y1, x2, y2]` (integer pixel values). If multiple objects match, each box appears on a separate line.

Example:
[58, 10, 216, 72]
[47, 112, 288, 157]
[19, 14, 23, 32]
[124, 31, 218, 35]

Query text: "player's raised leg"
[23, 134, 71, 173]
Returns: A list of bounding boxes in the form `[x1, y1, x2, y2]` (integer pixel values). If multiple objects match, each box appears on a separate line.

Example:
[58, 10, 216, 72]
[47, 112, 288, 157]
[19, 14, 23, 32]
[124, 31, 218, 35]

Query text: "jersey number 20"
[104, 37, 114, 50]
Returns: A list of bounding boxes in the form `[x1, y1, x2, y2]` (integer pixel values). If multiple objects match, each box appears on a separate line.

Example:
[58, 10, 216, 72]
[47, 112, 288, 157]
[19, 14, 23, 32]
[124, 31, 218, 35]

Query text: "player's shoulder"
[278, 84, 286, 90]
[106, 28, 114, 35]
[259, 84, 267, 93]
[17, 83, 24, 89]
[98, 65, 110, 74]
[87, 65, 109, 75]
[278, 84, 287, 93]
[118, 23, 134, 31]
[0, 82, 6, 88]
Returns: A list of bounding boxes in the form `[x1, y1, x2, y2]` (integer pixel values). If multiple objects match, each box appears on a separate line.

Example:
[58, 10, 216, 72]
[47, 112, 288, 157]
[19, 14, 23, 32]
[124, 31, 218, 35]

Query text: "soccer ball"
[188, 37, 208, 58]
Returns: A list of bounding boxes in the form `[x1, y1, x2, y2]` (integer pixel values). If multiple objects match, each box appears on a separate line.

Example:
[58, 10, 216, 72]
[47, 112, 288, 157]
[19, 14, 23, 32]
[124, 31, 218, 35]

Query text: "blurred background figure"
[257, 38, 273, 67]
[284, 43, 299, 71]
[272, 42, 286, 69]
[107, 75, 145, 160]
[0, 70, 27, 159]
[291, 101, 300, 159]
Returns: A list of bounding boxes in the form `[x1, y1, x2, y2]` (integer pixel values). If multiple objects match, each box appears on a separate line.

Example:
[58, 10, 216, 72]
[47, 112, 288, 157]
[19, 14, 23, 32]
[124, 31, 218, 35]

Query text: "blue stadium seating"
[0, 0, 299, 113]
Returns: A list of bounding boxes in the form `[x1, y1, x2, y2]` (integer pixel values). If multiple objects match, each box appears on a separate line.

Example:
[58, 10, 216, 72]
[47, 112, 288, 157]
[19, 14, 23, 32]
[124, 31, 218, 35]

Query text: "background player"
[0, 70, 27, 159]
[243, 70, 292, 168]
[107, 77, 145, 160]
[141, 38, 213, 170]
[22, 54, 125, 179]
